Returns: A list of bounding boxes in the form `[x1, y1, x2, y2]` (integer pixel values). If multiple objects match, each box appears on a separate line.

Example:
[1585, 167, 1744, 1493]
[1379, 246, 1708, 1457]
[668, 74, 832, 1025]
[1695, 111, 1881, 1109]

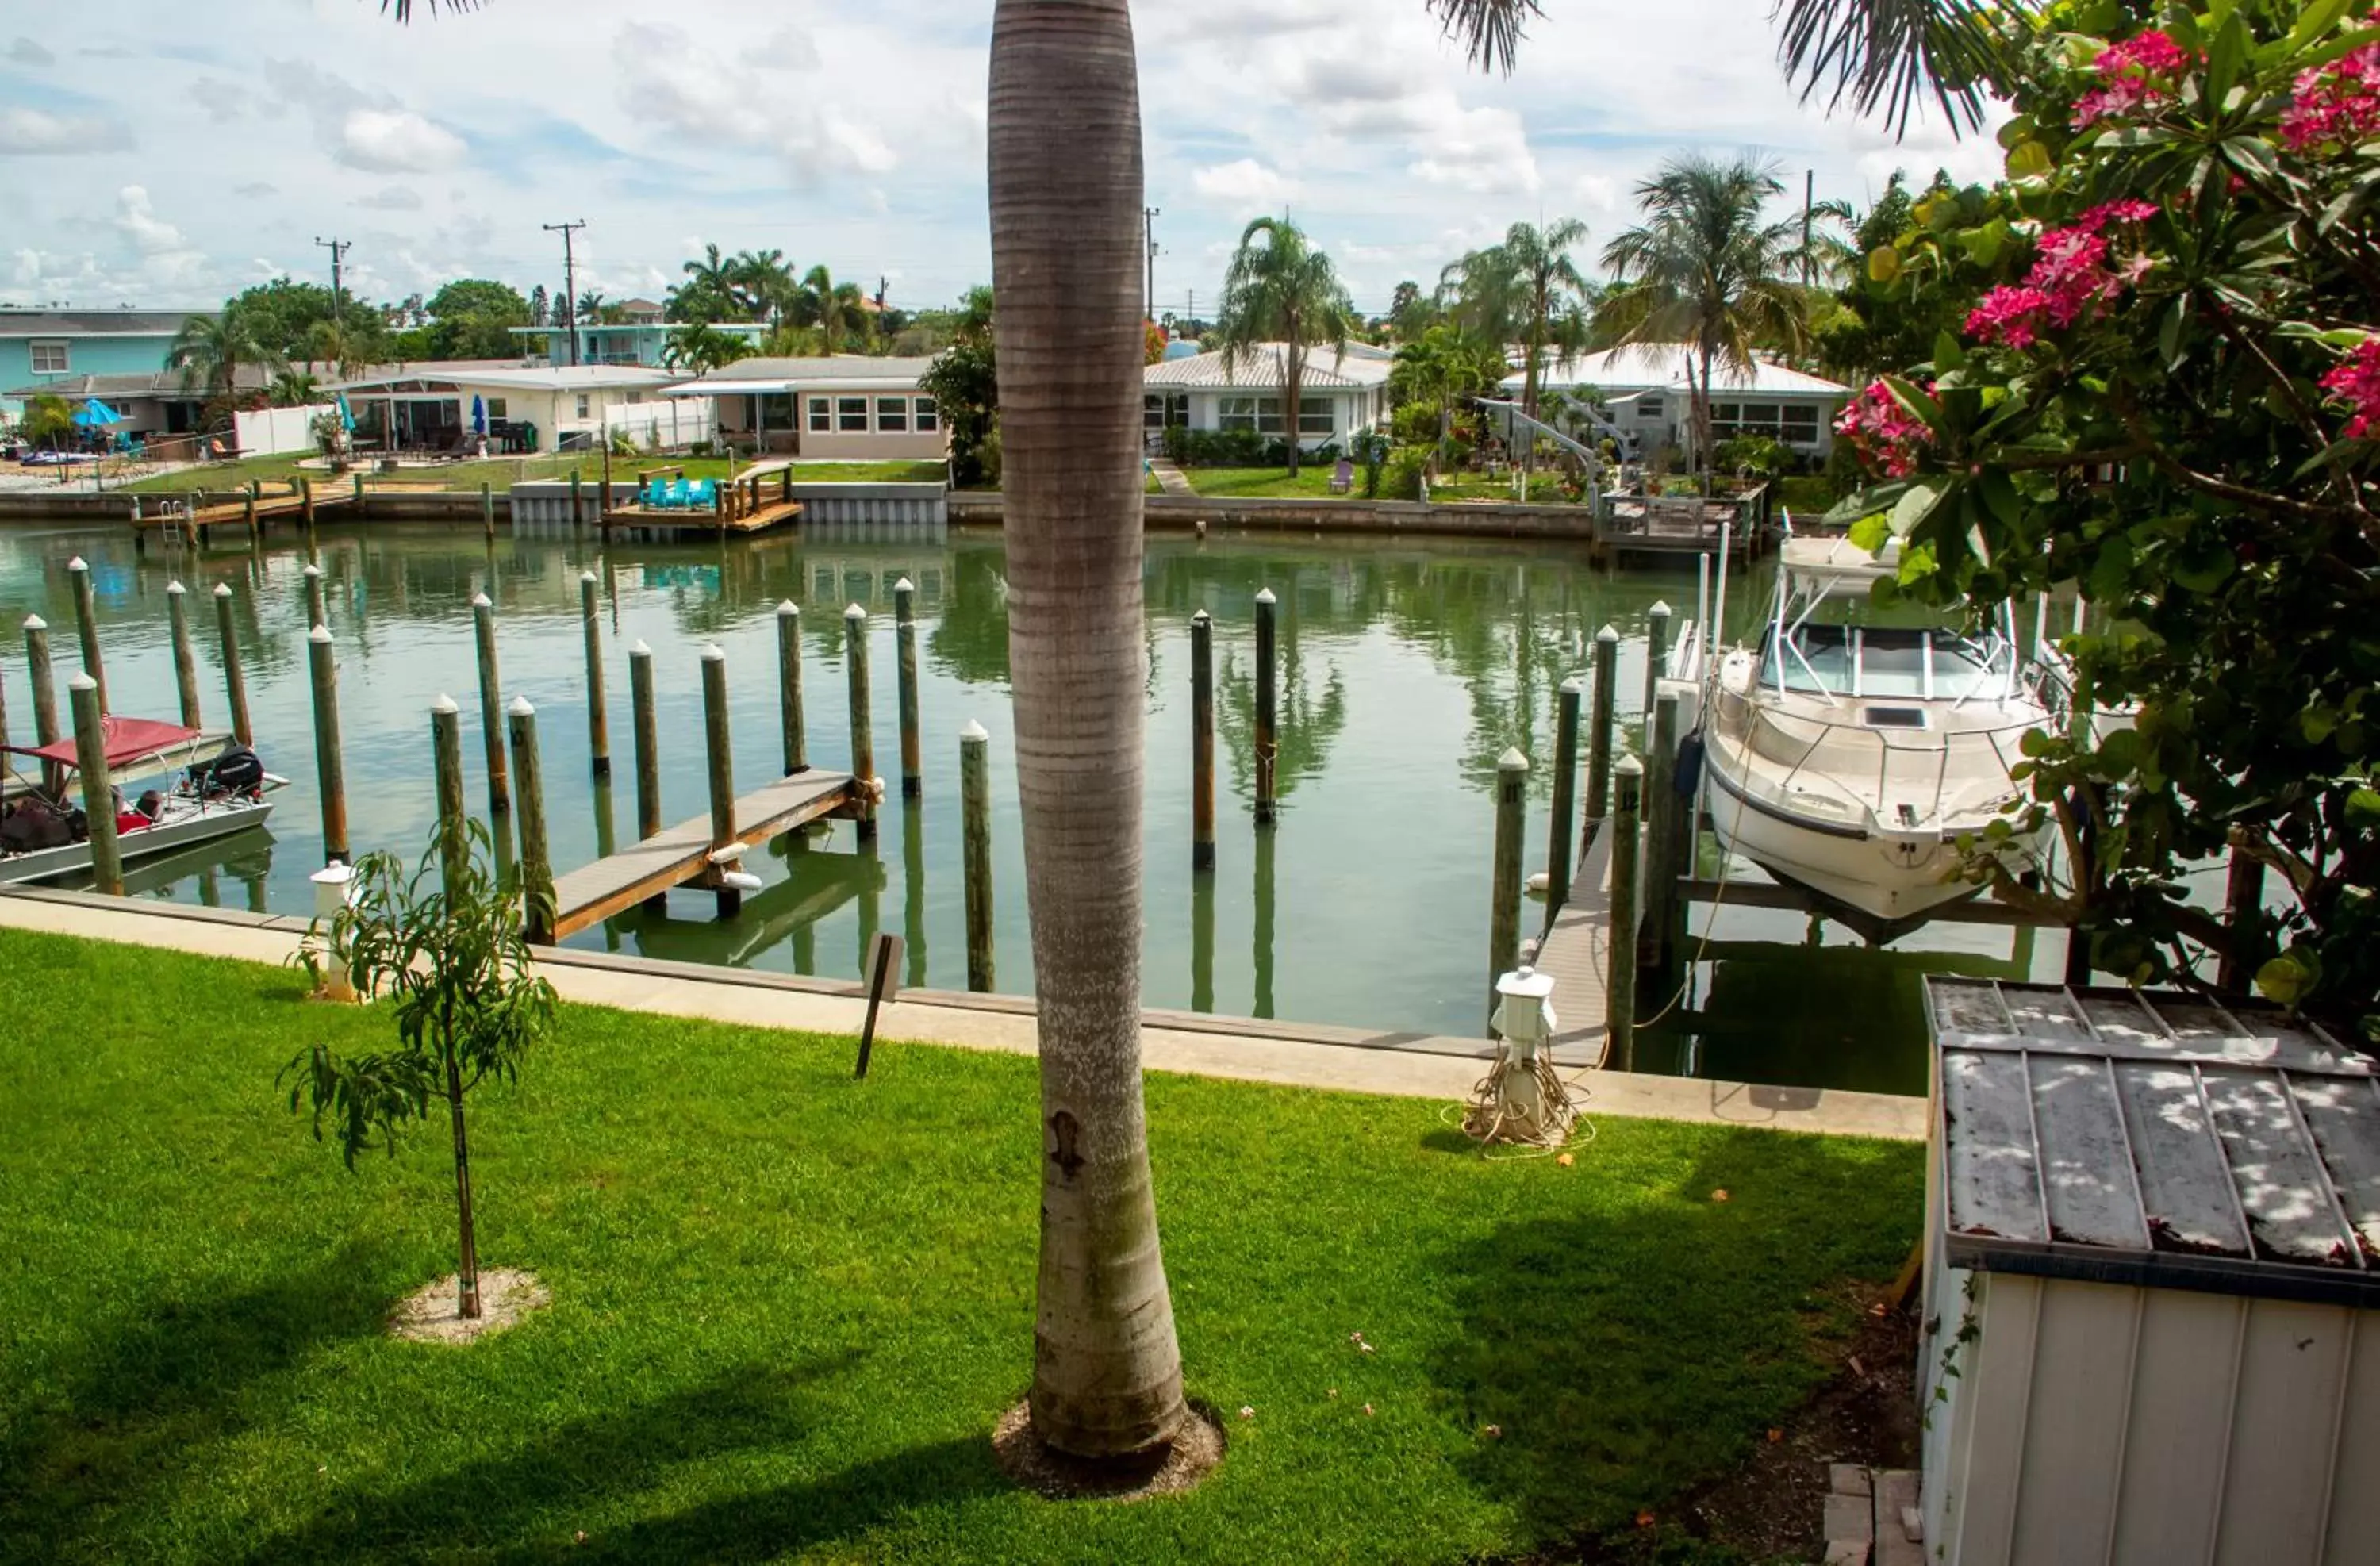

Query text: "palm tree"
[169, 312, 283, 429]
[731, 249, 796, 324]
[1389, 324, 1506, 446]
[796, 266, 867, 353]
[269, 370, 323, 407]
[1430, 0, 2009, 132]
[1438, 217, 1592, 418]
[1596, 155, 1810, 475]
[988, 0, 1187, 1461]
[1215, 217, 1354, 477]
[660, 323, 754, 377]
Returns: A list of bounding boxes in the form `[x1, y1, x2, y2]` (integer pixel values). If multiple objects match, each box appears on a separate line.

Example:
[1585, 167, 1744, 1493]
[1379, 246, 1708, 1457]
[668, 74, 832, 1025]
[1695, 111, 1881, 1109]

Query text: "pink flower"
[2321, 339, 2380, 439]
[2281, 44, 2380, 152]
[2073, 29, 2198, 129]
[1966, 286, 2053, 349]
[2071, 199, 2160, 233]
[1962, 213, 2158, 349]
[1835, 381, 1932, 478]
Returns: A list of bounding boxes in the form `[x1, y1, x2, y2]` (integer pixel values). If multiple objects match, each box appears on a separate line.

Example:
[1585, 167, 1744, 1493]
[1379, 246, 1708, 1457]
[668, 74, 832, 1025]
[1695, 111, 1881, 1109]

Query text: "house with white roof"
[328, 363, 688, 454]
[1503, 346, 1850, 462]
[1143, 342, 1393, 451]
[660, 356, 945, 460]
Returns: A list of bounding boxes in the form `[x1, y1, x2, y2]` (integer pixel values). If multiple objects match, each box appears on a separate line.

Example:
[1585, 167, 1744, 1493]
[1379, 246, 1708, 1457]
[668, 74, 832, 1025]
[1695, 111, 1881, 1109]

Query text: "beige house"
[328, 363, 686, 453]
[1142, 342, 1394, 451]
[662, 357, 945, 460]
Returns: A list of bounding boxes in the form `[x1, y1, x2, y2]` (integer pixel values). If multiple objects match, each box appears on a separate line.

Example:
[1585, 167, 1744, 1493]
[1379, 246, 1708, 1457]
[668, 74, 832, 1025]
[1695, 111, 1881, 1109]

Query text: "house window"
[876, 396, 908, 432]
[1636, 393, 1664, 419]
[1144, 394, 1165, 432]
[1254, 397, 1286, 435]
[1299, 396, 1334, 436]
[808, 397, 831, 432]
[626, 391, 643, 405]
[1781, 406, 1820, 443]
[575, 394, 591, 420]
[915, 397, 939, 432]
[838, 396, 870, 432]
[486, 398, 508, 420]
[29, 342, 67, 374]
[1218, 395, 1260, 432]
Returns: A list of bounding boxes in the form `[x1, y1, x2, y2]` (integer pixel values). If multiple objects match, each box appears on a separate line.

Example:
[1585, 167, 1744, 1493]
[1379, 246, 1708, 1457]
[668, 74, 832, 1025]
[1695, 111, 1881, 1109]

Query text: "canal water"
[0, 521, 2064, 1094]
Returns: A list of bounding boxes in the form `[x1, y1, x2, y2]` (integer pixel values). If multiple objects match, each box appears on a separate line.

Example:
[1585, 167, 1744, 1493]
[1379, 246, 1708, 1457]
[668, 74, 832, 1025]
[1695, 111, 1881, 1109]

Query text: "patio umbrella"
[71, 398, 123, 429]
[336, 393, 355, 433]
[471, 395, 487, 437]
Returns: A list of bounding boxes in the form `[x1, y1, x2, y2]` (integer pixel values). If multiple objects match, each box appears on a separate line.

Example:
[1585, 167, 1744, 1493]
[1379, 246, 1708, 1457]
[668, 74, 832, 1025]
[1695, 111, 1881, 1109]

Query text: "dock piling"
[700, 643, 740, 917]
[431, 693, 467, 894]
[1192, 609, 1215, 870]
[1489, 747, 1529, 1005]
[303, 563, 326, 630]
[1643, 601, 1672, 732]
[212, 585, 251, 747]
[65, 557, 105, 716]
[961, 718, 994, 992]
[24, 616, 59, 794]
[507, 697, 555, 942]
[67, 675, 123, 896]
[845, 605, 877, 839]
[1547, 676, 1582, 912]
[579, 571, 610, 777]
[243, 489, 258, 541]
[1607, 755, 1645, 1071]
[776, 601, 807, 774]
[307, 625, 348, 866]
[298, 474, 317, 540]
[471, 593, 511, 815]
[165, 582, 202, 729]
[2218, 850, 2268, 994]
[570, 470, 584, 533]
[629, 640, 661, 844]
[894, 578, 922, 798]
[1584, 624, 1619, 835]
[1644, 689, 1682, 965]
[352, 471, 367, 521]
[480, 481, 496, 542]
[1255, 587, 1279, 823]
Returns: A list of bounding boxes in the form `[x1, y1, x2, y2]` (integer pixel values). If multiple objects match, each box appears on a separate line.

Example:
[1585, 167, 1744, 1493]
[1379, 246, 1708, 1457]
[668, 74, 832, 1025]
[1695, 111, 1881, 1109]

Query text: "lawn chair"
[666, 478, 694, 509]
[644, 478, 672, 509]
[689, 479, 716, 510]
[1330, 457, 1354, 494]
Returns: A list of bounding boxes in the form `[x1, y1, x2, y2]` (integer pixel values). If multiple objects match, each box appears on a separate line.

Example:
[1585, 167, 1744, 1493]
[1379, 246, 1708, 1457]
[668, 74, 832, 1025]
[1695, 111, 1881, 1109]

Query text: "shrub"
[1714, 435, 1797, 482]
[1382, 445, 1431, 501]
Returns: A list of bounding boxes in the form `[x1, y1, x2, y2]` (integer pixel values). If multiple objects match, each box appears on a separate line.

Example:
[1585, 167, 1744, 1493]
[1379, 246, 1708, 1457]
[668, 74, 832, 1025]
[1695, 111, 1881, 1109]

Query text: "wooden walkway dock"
[547, 768, 864, 940]
[1534, 822, 1620, 1060]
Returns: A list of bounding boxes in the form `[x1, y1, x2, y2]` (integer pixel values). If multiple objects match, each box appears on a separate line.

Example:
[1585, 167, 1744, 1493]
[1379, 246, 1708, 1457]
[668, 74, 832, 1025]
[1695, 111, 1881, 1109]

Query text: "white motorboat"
[1695, 536, 2059, 940]
[2, 717, 282, 885]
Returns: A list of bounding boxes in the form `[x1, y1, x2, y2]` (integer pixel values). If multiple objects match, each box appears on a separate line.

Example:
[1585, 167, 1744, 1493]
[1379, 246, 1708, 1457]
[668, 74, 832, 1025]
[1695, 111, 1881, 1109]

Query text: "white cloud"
[338, 108, 466, 174]
[1192, 159, 1298, 209]
[7, 36, 56, 66]
[356, 186, 425, 211]
[0, 106, 132, 155]
[1407, 106, 1539, 194]
[114, 185, 184, 255]
[613, 21, 902, 182]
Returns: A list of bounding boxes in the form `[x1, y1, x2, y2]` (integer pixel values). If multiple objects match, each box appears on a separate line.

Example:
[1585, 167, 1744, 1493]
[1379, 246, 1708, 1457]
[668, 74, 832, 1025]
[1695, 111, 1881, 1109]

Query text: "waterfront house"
[1504, 345, 1850, 463]
[0, 309, 209, 420]
[660, 356, 945, 460]
[513, 313, 768, 369]
[1, 364, 267, 444]
[1142, 342, 1392, 450]
[328, 363, 689, 454]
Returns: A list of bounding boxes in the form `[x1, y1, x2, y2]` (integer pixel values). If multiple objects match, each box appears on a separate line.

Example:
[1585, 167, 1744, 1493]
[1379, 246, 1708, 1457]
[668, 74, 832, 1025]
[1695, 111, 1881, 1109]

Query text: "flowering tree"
[1833, 0, 2380, 1037]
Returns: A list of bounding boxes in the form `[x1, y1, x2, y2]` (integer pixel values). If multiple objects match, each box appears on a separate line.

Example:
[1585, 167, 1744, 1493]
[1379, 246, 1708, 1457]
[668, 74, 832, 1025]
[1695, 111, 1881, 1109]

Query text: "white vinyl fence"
[600, 397, 715, 453]
[232, 403, 336, 457]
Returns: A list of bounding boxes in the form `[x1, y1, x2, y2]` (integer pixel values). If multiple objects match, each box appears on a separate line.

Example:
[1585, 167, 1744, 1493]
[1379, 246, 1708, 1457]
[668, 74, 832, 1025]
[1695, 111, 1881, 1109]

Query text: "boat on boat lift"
[1688, 535, 2061, 942]
[1, 717, 284, 885]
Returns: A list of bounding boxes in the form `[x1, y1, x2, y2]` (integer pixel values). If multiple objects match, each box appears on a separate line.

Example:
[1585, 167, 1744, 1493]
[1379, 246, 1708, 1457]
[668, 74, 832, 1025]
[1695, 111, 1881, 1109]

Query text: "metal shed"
[1919, 979, 2380, 1566]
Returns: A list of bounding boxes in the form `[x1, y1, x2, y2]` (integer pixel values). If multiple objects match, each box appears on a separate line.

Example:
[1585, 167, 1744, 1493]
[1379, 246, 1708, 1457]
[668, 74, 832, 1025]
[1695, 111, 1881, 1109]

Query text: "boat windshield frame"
[1763, 556, 2022, 710]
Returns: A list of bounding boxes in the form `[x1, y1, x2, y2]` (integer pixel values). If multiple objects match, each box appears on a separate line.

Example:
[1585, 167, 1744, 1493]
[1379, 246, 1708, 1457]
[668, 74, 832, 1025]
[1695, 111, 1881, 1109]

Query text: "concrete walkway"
[1147, 457, 1197, 497]
[0, 889, 1925, 1141]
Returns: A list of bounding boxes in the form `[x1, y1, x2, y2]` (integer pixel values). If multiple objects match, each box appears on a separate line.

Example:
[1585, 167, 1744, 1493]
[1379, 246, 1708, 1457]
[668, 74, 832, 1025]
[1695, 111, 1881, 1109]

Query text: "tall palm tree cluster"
[668, 244, 876, 355]
[1213, 216, 1355, 476]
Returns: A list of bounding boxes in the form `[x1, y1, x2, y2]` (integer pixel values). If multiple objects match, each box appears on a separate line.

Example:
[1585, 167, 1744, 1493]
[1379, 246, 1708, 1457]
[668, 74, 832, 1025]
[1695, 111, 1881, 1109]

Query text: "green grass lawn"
[117, 456, 946, 497]
[1426, 474, 1583, 505]
[0, 929, 1921, 1564]
[1176, 466, 1344, 499]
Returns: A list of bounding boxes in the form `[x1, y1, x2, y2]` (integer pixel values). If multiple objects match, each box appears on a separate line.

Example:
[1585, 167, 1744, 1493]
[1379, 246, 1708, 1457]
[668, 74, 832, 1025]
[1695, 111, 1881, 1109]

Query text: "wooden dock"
[547, 768, 865, 940]
[1534, 822, 1620, 1060]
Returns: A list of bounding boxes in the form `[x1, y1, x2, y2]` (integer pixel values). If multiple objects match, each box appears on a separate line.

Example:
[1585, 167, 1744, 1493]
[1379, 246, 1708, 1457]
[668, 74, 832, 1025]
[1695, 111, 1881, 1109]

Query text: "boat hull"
[0, 800, 276, 885]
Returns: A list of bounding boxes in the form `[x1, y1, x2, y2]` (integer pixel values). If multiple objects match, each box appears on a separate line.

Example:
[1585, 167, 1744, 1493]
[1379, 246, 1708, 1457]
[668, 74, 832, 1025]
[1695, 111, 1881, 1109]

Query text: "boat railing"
[1736, 698, 2040, 833]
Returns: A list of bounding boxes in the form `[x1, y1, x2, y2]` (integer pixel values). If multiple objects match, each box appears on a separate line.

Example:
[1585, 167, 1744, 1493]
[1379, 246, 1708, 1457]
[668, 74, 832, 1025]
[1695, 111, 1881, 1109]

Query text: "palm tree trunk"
[1284, 338, 1305, 477]
[989, 0, 1187, 1461]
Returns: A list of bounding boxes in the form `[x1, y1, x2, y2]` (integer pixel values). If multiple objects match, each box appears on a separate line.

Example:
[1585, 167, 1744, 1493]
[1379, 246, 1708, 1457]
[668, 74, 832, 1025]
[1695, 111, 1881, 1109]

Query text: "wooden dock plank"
[548, 769, 858, 939]
[1535, 823, 1616, 1061]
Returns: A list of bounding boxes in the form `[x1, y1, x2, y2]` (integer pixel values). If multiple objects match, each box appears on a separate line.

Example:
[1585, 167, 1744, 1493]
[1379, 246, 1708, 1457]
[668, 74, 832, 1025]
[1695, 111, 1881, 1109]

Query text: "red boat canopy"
[3, 716, 206, 772]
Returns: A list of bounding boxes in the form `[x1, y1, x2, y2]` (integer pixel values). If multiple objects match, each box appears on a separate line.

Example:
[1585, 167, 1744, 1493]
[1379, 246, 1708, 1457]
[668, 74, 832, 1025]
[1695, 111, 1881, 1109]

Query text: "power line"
[313, 236, 352, 349]
[542, 219, 587, 367]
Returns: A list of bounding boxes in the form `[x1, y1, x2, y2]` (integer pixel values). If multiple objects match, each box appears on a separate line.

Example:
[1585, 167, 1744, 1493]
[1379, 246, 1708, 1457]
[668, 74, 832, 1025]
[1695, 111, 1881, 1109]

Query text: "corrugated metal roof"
[1143, 344, 1392, 390]
[0, 365, 276, 398]
[1929, 978, 2380, 1307]
[330, 364, 678, 393]
[0, 309, 212, 340]
[1510, 345, 1848, 398]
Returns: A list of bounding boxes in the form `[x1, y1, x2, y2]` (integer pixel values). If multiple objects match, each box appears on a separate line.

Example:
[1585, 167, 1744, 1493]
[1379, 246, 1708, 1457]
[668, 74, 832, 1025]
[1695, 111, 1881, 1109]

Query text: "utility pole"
[543, 219, 587, 367]
[1143, 206, 1161, 324]
[314, 236, 351, 367]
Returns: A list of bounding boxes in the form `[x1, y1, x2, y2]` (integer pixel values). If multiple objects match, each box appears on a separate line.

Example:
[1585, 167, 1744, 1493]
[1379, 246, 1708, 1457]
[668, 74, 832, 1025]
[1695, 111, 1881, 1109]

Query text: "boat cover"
[3, 716, 206, 771]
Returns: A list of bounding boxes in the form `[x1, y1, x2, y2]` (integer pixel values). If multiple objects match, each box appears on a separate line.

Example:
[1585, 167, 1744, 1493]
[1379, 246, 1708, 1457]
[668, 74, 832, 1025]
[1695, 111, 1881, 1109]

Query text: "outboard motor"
[193, 746, 265, 800]
[1, 798, 74, 852]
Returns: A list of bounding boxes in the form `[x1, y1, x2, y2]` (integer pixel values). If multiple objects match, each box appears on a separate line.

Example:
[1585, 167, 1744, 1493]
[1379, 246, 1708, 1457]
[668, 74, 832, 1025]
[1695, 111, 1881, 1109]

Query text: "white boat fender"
[1673, 731, 1706, 796]
[720, 869, 763, 893]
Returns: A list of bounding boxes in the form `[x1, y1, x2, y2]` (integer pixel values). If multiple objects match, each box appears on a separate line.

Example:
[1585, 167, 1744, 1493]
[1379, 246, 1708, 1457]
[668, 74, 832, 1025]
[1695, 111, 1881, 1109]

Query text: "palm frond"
[381, 0, 480, 18]
[1772, 0, 2016, 137]
[1429, 0, 1543, 75]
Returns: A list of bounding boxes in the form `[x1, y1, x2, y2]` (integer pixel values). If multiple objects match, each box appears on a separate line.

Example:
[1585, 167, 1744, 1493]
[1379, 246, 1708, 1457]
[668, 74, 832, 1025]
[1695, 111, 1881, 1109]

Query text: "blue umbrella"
[336, 393, 355, 433]
[470, 394, 487, 436]
[71, 398, 123, 428]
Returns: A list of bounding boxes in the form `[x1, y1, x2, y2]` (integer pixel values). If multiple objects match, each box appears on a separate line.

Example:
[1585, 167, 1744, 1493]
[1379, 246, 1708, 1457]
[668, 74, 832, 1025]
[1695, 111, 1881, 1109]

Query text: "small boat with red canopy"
[1, 717, 282, 885]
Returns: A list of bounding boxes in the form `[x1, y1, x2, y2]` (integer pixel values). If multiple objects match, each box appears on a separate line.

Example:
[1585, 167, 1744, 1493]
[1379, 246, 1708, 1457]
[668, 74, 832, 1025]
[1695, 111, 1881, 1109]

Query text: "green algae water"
[0, 521, 2065, 1092]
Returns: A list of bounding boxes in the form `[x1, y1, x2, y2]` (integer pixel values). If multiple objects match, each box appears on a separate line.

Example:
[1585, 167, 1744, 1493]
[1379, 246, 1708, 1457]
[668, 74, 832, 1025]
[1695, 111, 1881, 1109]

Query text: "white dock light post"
[1464, 962, 1576, 1147]
[309, 863, 359, 1001]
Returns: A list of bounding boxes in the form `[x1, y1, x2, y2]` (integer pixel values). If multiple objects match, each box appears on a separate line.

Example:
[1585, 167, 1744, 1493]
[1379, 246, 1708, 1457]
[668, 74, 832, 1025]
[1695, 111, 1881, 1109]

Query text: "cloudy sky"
[0, 0, 2006, 320]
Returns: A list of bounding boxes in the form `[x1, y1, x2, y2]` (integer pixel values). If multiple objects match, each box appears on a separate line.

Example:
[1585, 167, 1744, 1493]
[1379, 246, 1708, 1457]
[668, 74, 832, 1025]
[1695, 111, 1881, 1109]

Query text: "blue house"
[512, 300, 770, 369]
[0, 309, 206, 419]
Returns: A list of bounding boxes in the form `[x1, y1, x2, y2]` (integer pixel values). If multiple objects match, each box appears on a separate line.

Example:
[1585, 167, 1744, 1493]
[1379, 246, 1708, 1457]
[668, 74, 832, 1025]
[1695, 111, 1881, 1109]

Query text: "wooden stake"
[1645, 689, 1681, 965]
[1547, 675, 1582, 912]
[508, 697, 555, 942]
[845, 604, 877, 839]
[1584, 623, 1619, 832]
[471, 593, 510, 814]
[1607, 754, 1644, 1071]
[22, 617, 56, 766]
[961, 718, 994, 992]
[482, 481, 496, 542]
[579, 571, 610, 777]
[165, 581, 202, 729]
[307, 625, 348, 866]
[1254, 587, 1279, 823]
[67, 674, 122, 896]
[1191, 608, 1215, 870]
[303, 562, 326, 630]
[1643, 600, 1672, 738]
[776, 601, 807, 774]
[1489, 747, 1529, 1005]
[894, 577, 922, 798]
[570, 469, 584, 533]
[700, 642, 739, 917]
[65, 556, 105, 716]
[299, 474, 317, 539]
[431, 693, 467, 896]
[629, 639, 661, 842]
[212, 585, 251, 747]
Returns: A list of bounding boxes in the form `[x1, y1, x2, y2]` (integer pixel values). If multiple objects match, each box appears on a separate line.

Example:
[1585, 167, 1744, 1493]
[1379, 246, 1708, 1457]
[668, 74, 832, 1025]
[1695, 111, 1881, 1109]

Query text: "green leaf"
[1895, 541, 1938, 584]
[2344, 788, 2380, 827]
[1868, 246, 1903, 284]
[1978, 468, 2021, 528]
[1933, 331, 1967, 374]
[2304, 705, 2340, 744]
[1848, 512, 1894, 555]
[2255, 951, 2318, 1008]
[2285, 0, 2353, 55]
[1891, 482, 1943, 539]
[2006, 140, 2054, 179]
[2157, 296, 2190, 370]
[2206, 14, 2249, 107]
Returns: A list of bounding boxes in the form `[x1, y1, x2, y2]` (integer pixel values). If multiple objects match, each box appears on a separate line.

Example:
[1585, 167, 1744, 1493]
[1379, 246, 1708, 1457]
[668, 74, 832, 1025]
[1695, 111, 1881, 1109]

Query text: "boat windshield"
[1773, 624, 1998, 700]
